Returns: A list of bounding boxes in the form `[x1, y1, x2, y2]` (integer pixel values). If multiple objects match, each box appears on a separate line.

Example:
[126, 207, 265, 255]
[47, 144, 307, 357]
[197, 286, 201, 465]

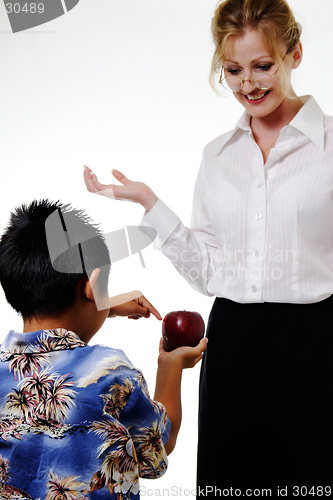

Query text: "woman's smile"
[241, 89, 271, 104]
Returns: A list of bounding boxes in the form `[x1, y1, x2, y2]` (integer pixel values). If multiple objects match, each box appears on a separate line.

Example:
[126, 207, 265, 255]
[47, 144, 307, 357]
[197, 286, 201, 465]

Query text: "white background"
[0, 0, 332, 495]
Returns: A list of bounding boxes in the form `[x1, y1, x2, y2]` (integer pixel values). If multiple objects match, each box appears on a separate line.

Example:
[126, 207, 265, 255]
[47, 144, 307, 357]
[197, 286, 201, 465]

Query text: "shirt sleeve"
[122, 370, 170, 479]
[140, 154, 221, 296]
[104, 368, 171, 480]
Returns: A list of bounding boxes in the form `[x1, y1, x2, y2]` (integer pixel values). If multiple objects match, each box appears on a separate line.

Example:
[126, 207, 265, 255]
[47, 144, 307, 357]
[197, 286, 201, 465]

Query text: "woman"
[84, 0, 333, 495]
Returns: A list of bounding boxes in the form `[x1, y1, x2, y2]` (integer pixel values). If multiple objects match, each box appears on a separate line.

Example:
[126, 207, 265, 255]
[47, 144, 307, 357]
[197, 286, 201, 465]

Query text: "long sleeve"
[140, 155, 221, 296]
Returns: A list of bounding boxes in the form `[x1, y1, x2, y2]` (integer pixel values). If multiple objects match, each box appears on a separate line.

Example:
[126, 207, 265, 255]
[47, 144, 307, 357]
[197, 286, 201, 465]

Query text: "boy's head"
[0, 199, 111, 321]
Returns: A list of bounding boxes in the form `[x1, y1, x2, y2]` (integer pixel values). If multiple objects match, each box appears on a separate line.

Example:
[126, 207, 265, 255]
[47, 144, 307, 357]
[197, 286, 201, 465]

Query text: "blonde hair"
[210, 0, 302, 96]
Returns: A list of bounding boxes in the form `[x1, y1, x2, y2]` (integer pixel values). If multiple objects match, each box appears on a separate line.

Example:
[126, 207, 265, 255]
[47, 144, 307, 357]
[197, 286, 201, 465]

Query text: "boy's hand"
[108, 291, 162, 320]
[158, 336, 208, 369]
[154, 336, 208, 455]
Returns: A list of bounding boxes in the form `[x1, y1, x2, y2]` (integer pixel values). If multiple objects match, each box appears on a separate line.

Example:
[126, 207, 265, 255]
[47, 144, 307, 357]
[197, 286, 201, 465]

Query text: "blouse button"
[251, 286, 258, 293]
[257, 182, 264, 189]
[255, 213, 262, 220]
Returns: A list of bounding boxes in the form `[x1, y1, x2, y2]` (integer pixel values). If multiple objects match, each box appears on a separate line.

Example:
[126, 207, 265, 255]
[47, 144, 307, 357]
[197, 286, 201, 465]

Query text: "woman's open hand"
[84, 166, 158, 212]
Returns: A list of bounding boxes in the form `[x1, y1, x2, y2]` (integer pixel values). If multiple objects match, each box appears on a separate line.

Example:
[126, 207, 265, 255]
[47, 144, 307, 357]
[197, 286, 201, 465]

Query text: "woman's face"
[223, 29, 300, 119]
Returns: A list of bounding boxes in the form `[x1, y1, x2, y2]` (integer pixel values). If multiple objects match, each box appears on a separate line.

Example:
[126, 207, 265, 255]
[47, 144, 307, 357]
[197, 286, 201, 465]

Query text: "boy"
[0, 199, 207, 500]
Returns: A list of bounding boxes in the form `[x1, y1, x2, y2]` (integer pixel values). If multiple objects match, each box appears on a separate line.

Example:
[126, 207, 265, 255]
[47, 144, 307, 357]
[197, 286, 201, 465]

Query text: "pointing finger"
[135, 295, 162, 321]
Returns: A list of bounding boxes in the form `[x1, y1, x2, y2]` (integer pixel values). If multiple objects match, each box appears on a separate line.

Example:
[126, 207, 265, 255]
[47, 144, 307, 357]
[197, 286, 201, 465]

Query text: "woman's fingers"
[84, 166, 108, 194]
[84, 165, 157, 209]
[83, 166, 95, 192]
[112, 169, 131, 185]
[84, 166, 123, 199]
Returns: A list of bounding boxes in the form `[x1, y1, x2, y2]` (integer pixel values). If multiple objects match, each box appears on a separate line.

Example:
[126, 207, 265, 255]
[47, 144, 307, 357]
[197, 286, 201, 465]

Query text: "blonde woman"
[84, 0, 333, 495]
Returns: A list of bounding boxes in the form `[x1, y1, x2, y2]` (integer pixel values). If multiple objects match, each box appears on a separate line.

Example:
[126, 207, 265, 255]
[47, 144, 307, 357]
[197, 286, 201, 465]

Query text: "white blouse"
[141, 95, 333, 304]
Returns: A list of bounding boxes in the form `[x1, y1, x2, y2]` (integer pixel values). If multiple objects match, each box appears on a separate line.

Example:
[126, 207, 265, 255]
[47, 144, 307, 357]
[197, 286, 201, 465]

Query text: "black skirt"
[197, 296, 333, 497]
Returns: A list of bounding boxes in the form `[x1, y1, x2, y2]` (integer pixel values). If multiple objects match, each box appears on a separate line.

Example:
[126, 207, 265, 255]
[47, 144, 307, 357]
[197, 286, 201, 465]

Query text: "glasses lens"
[251, 73, 274, 90]
[222, 77, 242, 92]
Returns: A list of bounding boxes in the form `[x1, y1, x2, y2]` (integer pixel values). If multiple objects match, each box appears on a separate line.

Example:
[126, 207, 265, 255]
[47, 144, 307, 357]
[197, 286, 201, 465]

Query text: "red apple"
[162, 310, 205, 352]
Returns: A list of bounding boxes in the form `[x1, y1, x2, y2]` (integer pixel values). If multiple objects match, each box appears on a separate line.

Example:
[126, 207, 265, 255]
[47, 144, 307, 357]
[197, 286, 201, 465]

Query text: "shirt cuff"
[140, 198, 181, 249]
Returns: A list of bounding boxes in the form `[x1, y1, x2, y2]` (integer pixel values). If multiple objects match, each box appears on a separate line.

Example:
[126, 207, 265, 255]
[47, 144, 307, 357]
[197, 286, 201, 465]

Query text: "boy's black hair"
[0, 199, 111, 319]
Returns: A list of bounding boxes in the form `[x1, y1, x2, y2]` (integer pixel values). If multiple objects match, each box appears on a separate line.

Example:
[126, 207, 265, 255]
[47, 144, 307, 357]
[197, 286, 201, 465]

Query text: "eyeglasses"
[219, 54, 286, 93]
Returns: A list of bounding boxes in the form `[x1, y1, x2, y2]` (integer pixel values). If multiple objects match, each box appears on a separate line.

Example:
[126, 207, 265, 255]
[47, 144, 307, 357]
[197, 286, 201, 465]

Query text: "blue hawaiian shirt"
[0, 329, 170, 499]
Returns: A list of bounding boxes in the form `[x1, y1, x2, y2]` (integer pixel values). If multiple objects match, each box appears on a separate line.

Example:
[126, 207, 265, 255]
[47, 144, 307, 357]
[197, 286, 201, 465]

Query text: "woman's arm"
[83, 164, 221, 296]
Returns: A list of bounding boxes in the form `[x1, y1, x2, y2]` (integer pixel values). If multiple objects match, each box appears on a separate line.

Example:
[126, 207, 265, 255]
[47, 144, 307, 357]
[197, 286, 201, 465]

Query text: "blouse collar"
[216, 95, 325, 155]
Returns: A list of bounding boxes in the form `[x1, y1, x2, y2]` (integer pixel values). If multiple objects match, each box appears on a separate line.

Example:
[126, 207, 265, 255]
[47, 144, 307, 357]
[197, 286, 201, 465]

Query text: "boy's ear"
[82, 268, 110, 311]
[83, 268, 101, 302]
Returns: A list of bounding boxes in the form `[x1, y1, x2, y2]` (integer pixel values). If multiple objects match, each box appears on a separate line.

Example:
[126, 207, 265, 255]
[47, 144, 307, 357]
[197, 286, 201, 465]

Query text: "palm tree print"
[37, 374, 77, 423]
[101, 378, 134, 419]
[89, 418, 139, 497]
[133, 420, 168, 477]
[5, 388, 36, 423]
[5, 373, 76, 428]
[34, 334, 60, 354]
[8, 346, 50, 380]
[39, 330, 86, 351]
[137, 370, 165, 416]
[0, 455, 10, 485]
[19, 368, 56, 402]
[6, 330, 85, 382]
[0, 455, 33, 499]
[0, 418, 23, 441]
[45, 471, 88, 500]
